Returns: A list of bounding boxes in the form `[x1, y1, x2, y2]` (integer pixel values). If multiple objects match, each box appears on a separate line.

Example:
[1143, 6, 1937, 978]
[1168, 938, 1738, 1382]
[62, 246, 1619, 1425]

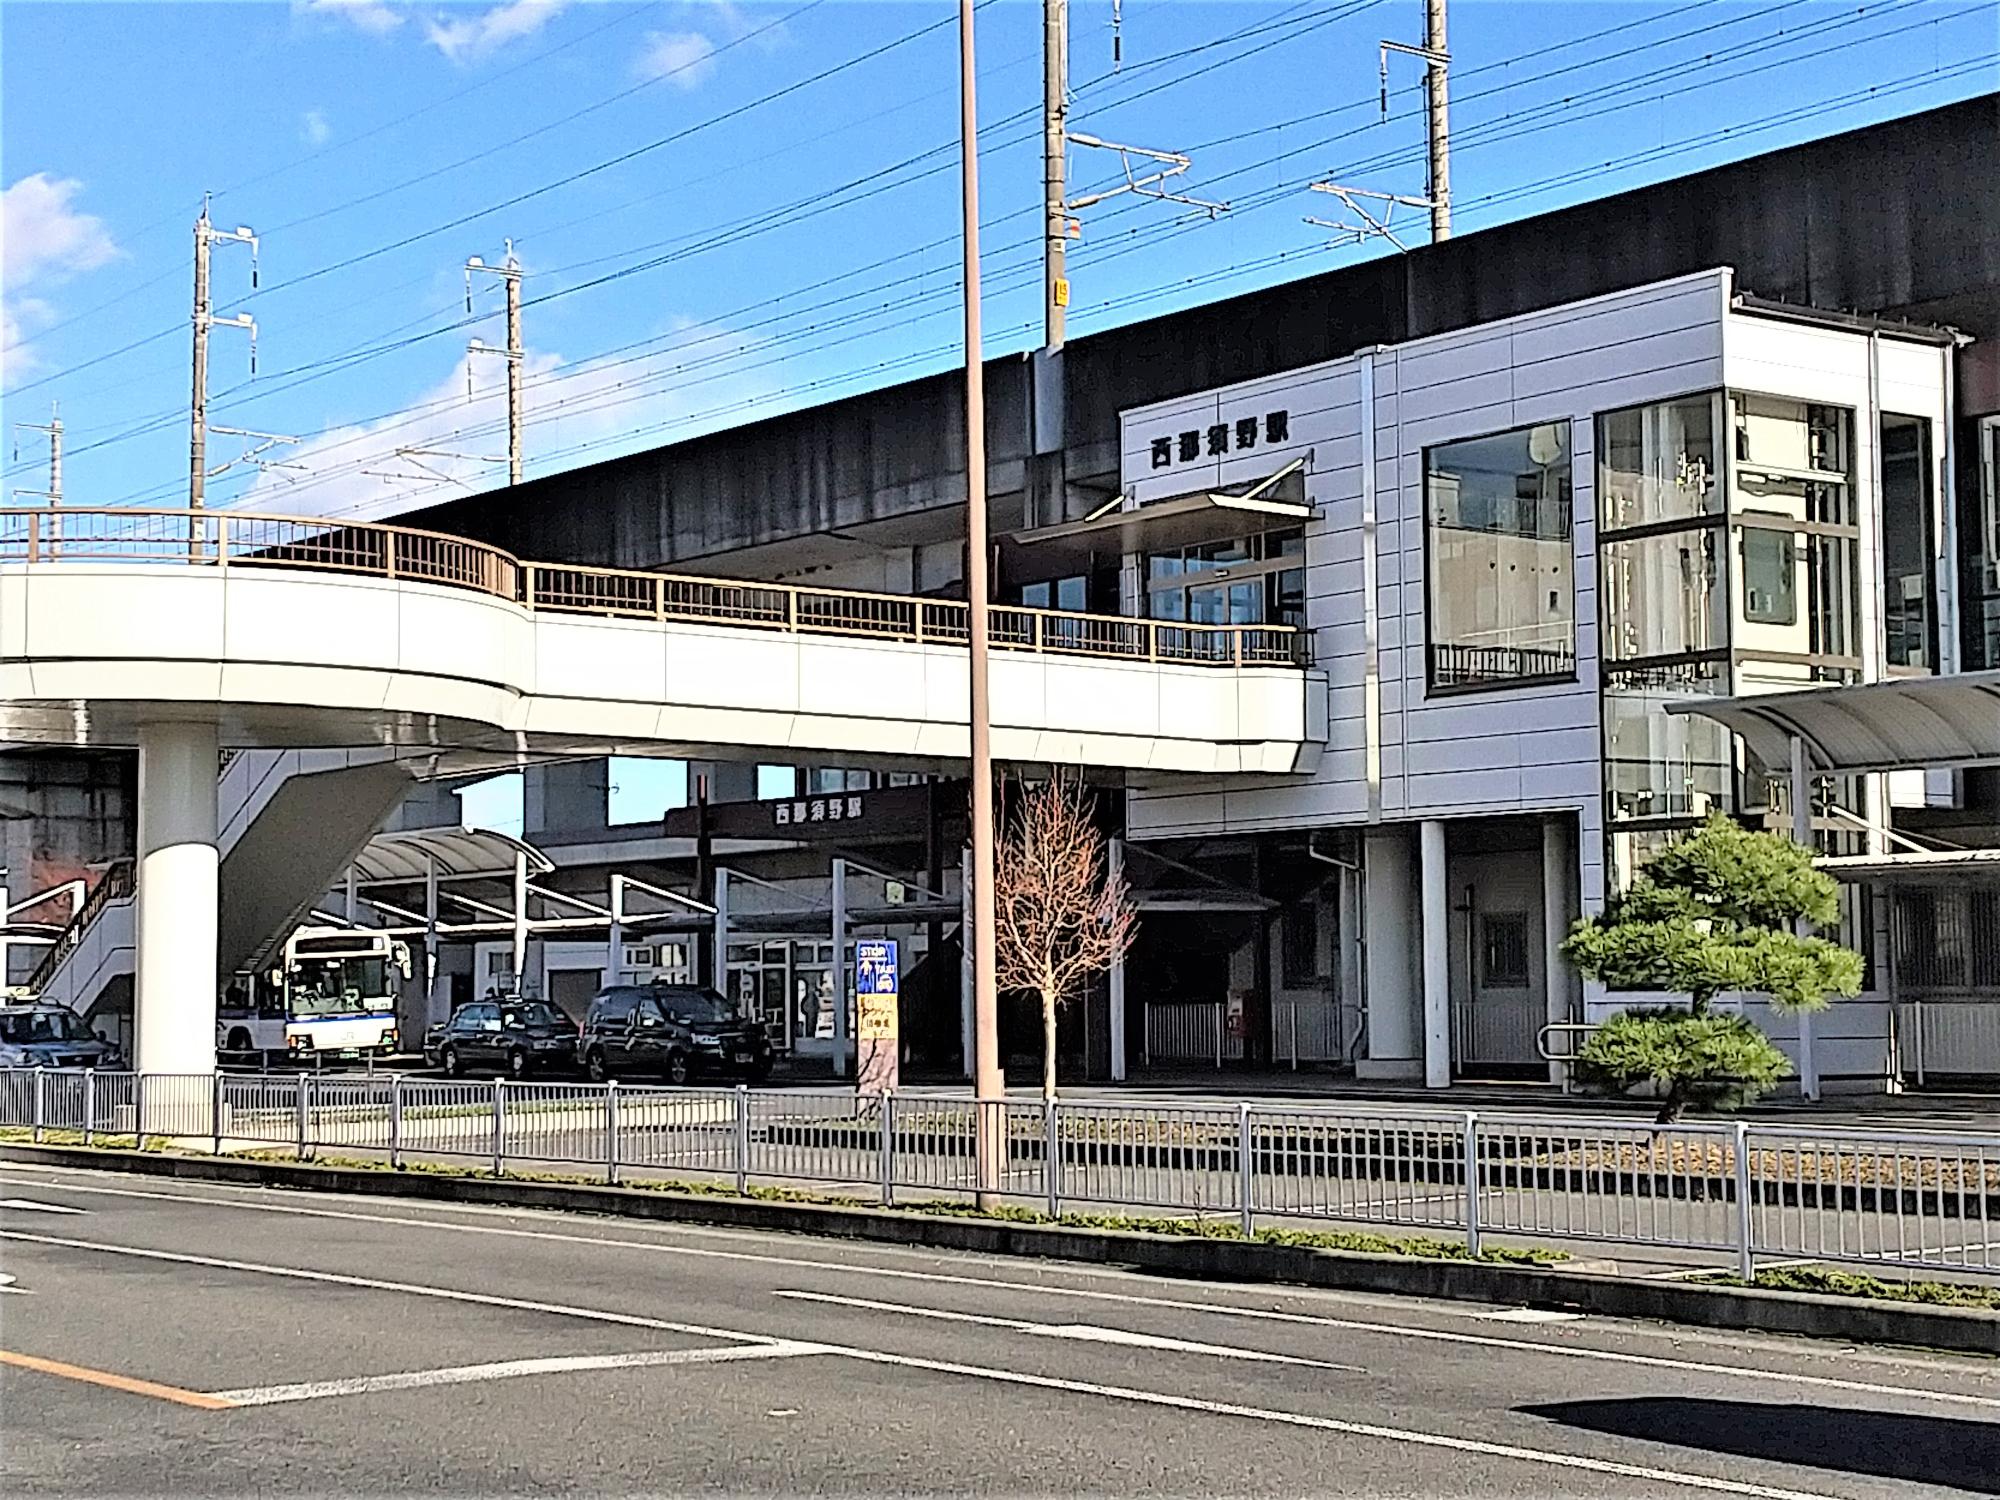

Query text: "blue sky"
[3, 0, 1994, 524]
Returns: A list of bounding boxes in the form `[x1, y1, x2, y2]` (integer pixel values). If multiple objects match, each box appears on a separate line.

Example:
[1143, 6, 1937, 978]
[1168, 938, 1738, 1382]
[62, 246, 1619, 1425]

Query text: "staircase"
[31, 750, 419, 1020]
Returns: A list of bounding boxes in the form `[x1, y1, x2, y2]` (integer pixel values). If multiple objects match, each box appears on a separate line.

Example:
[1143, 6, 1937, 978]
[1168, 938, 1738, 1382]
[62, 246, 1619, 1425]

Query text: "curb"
[6, 1142, 1998, 1358]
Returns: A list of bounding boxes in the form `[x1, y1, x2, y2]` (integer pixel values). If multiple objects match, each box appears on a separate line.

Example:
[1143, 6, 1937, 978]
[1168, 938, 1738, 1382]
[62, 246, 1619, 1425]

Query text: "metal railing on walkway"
[0, 506, 1304, 668]
[8, 1067, 1999, 1282]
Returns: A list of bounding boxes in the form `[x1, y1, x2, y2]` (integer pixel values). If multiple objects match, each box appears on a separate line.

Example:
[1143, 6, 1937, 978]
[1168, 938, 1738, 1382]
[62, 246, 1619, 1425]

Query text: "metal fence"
[10, 1067, 2000, 1281]
[0, 505, 1303, 669]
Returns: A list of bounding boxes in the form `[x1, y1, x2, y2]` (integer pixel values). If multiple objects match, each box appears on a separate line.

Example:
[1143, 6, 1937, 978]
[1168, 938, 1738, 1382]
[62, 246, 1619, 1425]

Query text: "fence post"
[135, 1073, 147, 1152]
[31, 1067, 45, 1143]
[211, 1071, 224, 1156]
[81, 1069, 94, 1147]
[296, 1074, 309, 1161]
[1046, 1100, 1061, 1219]
[606, 1080, 620, 1186]
[389, 1075, 403, 1170]
[734, 1084, 749, 1196]
[492, 1080, 506, 1177]
[1462, 1112, 1482, 1257]
[1214, 1004, 1224, 1071]
[1734, 1121, 1755, 1281]
[885, 1091, 909, 1206]
[1238, 1102, 1255, 1238]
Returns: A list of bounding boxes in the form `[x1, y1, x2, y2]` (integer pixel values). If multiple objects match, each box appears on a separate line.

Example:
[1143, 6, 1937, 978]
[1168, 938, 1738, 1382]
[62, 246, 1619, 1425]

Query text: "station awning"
[1669, 671, 2000, 774]
[1003, 462, 1309, 576]
[351, 827, 555, 884]
[1819, 848, 2000, 886]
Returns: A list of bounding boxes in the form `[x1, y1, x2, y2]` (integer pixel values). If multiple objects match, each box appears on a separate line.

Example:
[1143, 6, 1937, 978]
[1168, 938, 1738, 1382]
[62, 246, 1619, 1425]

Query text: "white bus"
[217, 927, 411, 1060]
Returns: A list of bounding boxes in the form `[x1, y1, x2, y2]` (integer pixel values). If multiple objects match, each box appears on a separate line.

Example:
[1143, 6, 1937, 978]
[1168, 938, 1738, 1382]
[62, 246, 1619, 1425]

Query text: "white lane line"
[0, 1271, 26, 1295]
[0, 1225, 1848, 1497]
[0, 1230, 782, 1349]
[825, 1345, 1835, 1500]
[6, 1173, 1994, 1410]
[1475, 1308, 1583, 1324]
[212, 1342, 824, 1407]
[0, 1198, 87, 1214]
[772, 1289, 1365, 1374]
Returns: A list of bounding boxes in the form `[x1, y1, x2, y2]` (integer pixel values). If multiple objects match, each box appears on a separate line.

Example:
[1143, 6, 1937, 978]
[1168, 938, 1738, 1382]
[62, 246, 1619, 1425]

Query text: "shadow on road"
[1519, 1397, 2000, 1493]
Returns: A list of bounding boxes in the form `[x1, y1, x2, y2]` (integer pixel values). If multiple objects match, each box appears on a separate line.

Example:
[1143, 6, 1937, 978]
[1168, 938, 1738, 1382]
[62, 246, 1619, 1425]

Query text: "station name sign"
[1147, 408, 1290, 470]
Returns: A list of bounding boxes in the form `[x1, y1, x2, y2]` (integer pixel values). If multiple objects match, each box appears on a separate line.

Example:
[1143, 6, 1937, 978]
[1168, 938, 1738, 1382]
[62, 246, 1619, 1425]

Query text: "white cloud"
[1, 174, 120, 380]
[238, 325, 763, 523]
[296, 0, 406, 36]
[424, 0, 569, 65]
[634, 29, 718, 89]
[302, 109, 332, 145]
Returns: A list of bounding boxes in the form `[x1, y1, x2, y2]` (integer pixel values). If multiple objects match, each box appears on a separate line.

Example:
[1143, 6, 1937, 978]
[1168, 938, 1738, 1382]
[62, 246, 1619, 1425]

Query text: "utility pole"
[189, 196, 258, 515]
[12, 403, 62, 505]
[959, 0, 1003, 1199]
[1043, 0, 1069, 352]
[1423, 0, 1451, 241]
[467, 242, 525, 487]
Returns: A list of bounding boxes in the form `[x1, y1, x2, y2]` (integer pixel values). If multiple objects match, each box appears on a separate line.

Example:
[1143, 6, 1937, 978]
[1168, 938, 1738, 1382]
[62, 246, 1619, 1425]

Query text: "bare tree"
[994, 774, 1138, 1100]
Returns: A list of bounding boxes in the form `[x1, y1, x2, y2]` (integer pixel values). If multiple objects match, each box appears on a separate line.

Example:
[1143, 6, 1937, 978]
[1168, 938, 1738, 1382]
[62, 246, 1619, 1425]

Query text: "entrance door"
[1448, 850, 1546, 1074]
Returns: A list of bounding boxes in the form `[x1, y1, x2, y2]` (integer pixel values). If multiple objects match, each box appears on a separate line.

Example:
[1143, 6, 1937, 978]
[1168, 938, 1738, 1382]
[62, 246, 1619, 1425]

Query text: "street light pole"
[959, 0, 1004, 1199]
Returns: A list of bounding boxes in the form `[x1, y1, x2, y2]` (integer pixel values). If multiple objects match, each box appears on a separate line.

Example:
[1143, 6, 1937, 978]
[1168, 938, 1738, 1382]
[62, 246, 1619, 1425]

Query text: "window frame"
[1421, 419, 1579, 697]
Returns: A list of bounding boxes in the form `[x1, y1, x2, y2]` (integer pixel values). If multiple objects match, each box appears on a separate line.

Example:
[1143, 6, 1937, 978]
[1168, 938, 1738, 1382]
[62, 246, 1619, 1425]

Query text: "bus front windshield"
[290, 956, 392, 1016]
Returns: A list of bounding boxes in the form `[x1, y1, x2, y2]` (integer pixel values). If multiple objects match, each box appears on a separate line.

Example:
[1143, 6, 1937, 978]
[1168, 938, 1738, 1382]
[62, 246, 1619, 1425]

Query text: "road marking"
[0, 1198, 87, 1214]
[0, 1228, 1849, 1496]
[0, 1271, 25, 1295]
[823, 1344, 1835, 1500]
[8, 1172, 1996, 1410]
[0, 1230, 785, 1349]
[0, 1349, 235, 1410]
[1475, 1308, 1583, 1324]
[211, 1341, 824, 1407]
[772, 1289, 1365, 1373]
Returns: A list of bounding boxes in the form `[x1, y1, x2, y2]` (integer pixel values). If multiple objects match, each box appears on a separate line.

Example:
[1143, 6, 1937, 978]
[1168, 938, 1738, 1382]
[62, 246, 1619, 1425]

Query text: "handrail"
[0, 506, 1307, 668]
[28, 858, 134, 996]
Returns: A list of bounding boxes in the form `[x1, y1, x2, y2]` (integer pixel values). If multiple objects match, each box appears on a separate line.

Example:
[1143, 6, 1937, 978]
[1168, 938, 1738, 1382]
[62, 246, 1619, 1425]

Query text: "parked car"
[580, 983, 771, 1085]
[429, 999, 579, 1079]
[0, 1004, 123, 1069]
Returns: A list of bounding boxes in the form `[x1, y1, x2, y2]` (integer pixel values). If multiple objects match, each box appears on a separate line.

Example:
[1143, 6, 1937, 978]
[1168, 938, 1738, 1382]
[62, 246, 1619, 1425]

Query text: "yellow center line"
[0, 1349, 237, 1410]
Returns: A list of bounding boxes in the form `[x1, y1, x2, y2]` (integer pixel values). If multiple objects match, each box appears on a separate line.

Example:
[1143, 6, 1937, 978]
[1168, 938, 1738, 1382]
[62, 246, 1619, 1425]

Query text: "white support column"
[343, 866, 357, 925]
[831, 856, 850, 1078]
[134, 721, 221, 1077]
[1542, 814, 1576, 1087]
[1790, 735, 1822, 1101]
[1357, 828, 1419, 1080]
[1337, 861, 1362, 1065]
[1420, 819, 1451, 1090]
[511, 848, 529, 993]
[608, 875, 627, 986]
[423, 853, 441, 1026]
[1108, 838, 1127, 1083]
[711, 868, 731, 992]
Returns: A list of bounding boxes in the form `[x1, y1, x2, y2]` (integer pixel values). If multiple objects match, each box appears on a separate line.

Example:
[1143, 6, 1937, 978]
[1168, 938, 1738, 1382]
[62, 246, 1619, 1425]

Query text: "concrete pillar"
[1420, 820, 1451, 1090]
[1357, 827, 1420, 1080]
[1542, 814, 1576, 1086]
[423, 853, 441, 1025]
[831, 856, 850, 1078]
[1337, 862, 1362, 1064]
[1108, 838, 1127, 1083]
[510, 848, 529, 990]
[1790, 735, 1821, 1101]
[134, 722, 221, 1077]
[960, 846, 974, 1080]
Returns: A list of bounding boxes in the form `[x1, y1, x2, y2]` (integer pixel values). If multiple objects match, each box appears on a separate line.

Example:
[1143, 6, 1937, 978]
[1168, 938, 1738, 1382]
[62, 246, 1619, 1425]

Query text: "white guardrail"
[5, 1068, 2000, 1280]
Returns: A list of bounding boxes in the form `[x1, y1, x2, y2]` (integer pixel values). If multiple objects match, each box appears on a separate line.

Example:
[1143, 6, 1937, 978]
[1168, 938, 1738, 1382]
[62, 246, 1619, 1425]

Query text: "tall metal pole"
[13, 403, 63, 506]
[1043, 0, 1069, 351]
[189, 206, 212, 512]
[960, 0, 1004, 1194]
[1424, 0, 1452, 242]
[504, 248, 524, 487]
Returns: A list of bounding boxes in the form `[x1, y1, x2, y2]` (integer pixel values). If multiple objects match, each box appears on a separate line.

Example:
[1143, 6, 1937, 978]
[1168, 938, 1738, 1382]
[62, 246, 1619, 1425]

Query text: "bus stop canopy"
[350, 827, 554, 885]
[1669, 671, 2000, 775]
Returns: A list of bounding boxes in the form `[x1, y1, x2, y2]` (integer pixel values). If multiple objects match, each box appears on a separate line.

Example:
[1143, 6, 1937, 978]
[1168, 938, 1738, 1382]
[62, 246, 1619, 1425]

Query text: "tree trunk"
[1654, 1081, 1688, 1126]
[1042, 991, 1058, 1101]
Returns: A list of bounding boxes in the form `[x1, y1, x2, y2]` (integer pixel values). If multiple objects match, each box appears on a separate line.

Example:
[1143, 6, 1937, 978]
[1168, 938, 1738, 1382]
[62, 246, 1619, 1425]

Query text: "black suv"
[580, 984, 771, 1085]
[429, 999, 580, 1079]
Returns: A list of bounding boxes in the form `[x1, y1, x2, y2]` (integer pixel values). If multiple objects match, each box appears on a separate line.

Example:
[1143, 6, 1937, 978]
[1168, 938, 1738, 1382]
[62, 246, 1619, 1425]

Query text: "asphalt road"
[3, 1163, 1998, 1496]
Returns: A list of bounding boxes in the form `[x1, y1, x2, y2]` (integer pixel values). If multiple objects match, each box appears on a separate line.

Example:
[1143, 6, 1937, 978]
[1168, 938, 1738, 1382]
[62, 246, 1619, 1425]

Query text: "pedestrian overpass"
[1, 506, 1322, 1077]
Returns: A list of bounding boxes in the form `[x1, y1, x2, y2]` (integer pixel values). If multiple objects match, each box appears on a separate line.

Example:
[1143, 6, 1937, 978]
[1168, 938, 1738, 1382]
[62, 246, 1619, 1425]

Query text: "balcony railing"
[0, 507, 1304, 668]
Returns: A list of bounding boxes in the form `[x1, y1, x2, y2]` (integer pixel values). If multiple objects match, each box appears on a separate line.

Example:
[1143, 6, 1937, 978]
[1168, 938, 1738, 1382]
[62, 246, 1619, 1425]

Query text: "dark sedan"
[428, 999, 579, 1079]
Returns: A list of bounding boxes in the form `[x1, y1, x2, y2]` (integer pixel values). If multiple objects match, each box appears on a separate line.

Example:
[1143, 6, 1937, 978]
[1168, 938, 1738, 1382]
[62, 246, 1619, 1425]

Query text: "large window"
[1145, 526, 1305, 629]
[1424, 422, 1575, 690]
[1880, 413, 1936, 672]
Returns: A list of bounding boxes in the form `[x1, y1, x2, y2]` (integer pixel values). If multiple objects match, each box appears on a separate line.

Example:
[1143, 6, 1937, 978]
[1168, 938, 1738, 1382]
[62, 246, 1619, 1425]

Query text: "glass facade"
[1879, 413, 1937, 672]
[1145, 525, 1306, 629]
[1596, 391, 1867, 896]
[1424, 422, 1576, 689]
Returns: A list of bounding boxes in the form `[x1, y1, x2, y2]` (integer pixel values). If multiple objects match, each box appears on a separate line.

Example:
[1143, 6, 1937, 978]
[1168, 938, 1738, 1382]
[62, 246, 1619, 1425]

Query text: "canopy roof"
[1670, 672, 2000, 774]
[351, 827, 554, 885]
